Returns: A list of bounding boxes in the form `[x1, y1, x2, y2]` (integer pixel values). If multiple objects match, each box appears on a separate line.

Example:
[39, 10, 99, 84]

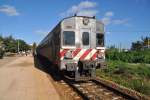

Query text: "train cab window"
[82, 32, 89, 46]
[96, 33, 104, 46]
[63, 31, 75, 46]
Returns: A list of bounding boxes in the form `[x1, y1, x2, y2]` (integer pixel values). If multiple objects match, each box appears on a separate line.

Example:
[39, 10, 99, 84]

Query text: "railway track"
[64, 79, 131, 100]
[62, 77, 150, 100]
[73, 81, 128, 100]
[46, 70, 149, 100]
[46, 71, 150, 100]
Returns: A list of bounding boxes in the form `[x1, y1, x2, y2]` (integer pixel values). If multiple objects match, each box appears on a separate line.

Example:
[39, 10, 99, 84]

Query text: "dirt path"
[0, 56, 18, 67]
[0, 56, 60, 100]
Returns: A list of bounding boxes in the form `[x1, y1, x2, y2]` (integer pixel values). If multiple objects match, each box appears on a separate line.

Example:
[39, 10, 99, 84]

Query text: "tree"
[17, 39, 30, 51]
[142, 37, 150, 48]
[131, 36, 150, 50]
[3, 36, 17, 52]
[0, 35, 3, 41]
[1, 35, 30, 53]
[131, 41, 143, 51]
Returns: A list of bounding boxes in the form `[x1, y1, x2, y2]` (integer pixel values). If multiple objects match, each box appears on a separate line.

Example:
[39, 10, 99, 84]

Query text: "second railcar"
[37, 16, 106, 81]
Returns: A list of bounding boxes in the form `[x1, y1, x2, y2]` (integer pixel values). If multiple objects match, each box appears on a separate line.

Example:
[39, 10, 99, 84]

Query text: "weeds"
[96, 60, 150, 96]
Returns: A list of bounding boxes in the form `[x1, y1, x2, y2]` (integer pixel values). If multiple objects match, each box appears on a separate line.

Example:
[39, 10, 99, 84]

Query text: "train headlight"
[97, 54, 103, 59]
[64, 50, 73, 59]
[97, 50, 105, 59]
[97, 54, 105, 60]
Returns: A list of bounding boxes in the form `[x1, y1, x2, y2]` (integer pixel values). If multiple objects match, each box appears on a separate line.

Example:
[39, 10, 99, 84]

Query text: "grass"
[96, 60, 150, 96]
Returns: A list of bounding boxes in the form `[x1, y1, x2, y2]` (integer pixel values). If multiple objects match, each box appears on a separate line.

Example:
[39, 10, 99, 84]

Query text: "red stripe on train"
[79, 49, 92, 60]
[92, 52, 97, 60]
[72, 48, 81, 57]
[59, 49, 69, 57]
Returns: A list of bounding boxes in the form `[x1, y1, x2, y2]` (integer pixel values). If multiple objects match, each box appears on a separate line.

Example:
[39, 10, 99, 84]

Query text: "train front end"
[60, 16, 106, 81]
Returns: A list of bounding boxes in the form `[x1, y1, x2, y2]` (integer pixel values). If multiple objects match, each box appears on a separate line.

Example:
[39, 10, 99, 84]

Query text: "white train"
[37, 16, 106, 81]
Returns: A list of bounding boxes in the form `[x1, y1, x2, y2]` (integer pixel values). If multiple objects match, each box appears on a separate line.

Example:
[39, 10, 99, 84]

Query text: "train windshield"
[96, 33, 104, 47]
[63, 31, 75, 46]
[82, 32, 89, 46]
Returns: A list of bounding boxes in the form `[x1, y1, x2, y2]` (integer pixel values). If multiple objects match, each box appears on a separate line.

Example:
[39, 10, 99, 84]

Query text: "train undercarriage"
[62, 60, 106, 81]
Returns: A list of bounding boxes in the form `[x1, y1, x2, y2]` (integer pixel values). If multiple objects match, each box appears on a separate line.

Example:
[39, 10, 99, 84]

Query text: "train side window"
[63, 31, 75, 46]
[82, 32, 89, 46]
[96, 33, 104, 47]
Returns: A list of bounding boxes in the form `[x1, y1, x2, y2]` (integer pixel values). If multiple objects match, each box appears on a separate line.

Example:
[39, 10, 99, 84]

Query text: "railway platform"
[0, 56, 60, 100]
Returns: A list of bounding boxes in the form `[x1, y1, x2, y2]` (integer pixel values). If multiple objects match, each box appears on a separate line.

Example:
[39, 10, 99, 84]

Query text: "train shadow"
[33, 54, 62, 81]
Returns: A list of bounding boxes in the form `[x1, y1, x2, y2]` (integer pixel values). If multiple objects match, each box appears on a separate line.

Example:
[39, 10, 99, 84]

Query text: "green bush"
[96, 60, 150, 96]
[136, 65, 150, 78]
[129, 79, 150, 95]
[106, 48, 150, 64]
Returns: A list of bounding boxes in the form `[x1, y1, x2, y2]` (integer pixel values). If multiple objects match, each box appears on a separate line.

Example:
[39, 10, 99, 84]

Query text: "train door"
[80, 28, 96, 61]
[80, 29, 91, 48]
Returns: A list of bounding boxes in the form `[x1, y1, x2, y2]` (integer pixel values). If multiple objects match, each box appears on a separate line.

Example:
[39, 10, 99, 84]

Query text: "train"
[36, 16, 106, 81]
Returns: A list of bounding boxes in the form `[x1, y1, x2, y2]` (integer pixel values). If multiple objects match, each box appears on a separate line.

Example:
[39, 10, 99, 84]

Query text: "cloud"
[101, 11, 113, 25]
[101, 17, 111, 25]
[0, 5, 20, 16]
[61, 1, 98, 17]
[105, 31, 111, 34]
[61, 1, 129, 26]
[77, 10, 98, 16]
[101, 11, 129, 26]
[112, 19, 129, 25]
[105, 11, 114, 17]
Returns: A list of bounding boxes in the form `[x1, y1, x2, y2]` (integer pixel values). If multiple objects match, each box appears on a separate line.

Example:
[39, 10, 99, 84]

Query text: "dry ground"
[0, 56, 60, 100]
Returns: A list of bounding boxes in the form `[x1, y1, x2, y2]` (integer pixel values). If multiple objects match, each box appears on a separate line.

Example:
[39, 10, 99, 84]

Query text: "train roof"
[60, 15, 104, 25]
[59, 15, 103, 24]
[62, 15, 95, 20]
[38, 16, 104, 47]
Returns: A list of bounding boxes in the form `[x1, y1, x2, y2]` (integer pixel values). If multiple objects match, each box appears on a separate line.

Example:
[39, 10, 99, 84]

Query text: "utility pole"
[118, 43, 122, 52]
[18, 39, 20, 54]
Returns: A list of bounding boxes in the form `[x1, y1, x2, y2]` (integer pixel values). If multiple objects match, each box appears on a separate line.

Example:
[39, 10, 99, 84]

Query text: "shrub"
[106, 49, 150, 64]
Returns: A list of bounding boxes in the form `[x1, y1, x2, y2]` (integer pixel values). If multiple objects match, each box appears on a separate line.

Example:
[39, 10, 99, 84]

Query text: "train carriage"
[37, 16, 106, 81]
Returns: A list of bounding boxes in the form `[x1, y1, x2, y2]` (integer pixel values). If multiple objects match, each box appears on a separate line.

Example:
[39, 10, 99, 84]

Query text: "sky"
[0, 0, 150, 48]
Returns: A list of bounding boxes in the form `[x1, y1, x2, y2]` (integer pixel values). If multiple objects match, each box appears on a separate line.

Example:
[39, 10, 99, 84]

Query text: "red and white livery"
[37, 16, 106, 81]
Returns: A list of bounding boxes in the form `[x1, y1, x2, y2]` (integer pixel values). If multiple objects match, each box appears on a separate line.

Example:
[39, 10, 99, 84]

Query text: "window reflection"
[96, 33, 104, 46]
[63, 31, 75, 46]
[82, 32, 89, 46]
